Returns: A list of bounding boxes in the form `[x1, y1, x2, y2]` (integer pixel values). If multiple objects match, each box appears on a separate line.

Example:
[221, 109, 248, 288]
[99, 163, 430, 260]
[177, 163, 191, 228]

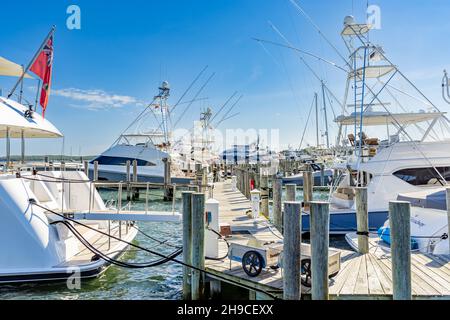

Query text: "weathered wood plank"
[365, 254, 385, 295]
[340, 254, 363, 295]
[205, 181, 450, 300]
[366, 253, 391, 295]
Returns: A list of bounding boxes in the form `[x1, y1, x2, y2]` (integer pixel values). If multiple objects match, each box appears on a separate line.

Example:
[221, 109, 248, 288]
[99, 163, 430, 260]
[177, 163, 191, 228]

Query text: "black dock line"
[30, 200, 282, 299]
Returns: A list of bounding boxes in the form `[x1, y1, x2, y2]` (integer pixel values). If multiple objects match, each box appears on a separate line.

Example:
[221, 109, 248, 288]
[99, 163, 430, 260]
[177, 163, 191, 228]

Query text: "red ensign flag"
[30, 35, 54, 118]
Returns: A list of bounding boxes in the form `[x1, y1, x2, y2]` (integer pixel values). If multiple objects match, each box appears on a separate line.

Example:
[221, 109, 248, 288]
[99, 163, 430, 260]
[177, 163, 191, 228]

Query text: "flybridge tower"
[336, 15, 449, 163]
[154, 81, 171, 146]
[339, 15, 395, 155]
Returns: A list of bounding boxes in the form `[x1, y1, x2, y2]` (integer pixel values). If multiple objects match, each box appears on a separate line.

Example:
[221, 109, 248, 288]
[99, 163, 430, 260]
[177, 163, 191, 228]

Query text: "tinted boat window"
[91, 156, 156, 167]
[393, 167, 450, 185]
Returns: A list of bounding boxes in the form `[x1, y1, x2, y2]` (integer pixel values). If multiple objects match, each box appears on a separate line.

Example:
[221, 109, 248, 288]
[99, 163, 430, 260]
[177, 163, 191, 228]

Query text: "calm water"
[0, 189, 349, 300]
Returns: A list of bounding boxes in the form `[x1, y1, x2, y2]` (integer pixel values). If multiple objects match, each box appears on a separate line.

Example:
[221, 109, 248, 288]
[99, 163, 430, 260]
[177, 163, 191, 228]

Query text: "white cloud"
[53, 88, 145, 111]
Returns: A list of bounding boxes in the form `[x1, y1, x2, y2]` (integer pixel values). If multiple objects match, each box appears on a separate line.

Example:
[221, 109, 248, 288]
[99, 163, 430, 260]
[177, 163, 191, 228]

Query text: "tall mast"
[321, 82, 330, 149]
[315, 92, 319, 148]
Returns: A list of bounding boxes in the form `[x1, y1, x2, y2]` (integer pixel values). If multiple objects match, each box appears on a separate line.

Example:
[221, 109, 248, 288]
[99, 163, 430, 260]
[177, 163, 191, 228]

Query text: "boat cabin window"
[393, 167, 450, 186]
[92, 156, 156, 167]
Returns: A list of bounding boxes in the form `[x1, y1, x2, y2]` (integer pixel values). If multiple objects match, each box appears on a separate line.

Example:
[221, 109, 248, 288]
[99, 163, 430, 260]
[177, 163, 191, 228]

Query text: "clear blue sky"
[1, 0, 450, 156]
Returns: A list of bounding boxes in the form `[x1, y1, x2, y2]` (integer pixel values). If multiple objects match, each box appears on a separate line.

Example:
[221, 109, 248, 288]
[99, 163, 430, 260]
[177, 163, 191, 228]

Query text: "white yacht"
[221, 144, 278, 165]
[0, 95, 138, 283]
[90, 82, 192, 184]
[346, 187, 449, 255]
[301, 16, 450, 234]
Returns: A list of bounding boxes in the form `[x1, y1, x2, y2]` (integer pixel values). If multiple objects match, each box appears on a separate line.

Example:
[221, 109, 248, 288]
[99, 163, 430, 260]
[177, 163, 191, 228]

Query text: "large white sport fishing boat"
[300, 16, 450, 234]
[91, 82, 221, 184]
[345, 69, 450, 253]
[0, 47, 181, 283]
[90, 82, 192, 184]
[0, 91, 141, 282]
[346, 188, 449, 255]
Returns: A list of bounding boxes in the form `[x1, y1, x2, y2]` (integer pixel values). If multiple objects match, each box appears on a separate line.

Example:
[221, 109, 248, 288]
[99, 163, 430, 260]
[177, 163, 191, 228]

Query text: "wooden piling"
[355, 187, 369, 254]
[320, 164, 325, 186]
[191, 193, 206, 300]
[182, 191, 194, 300]
[244, 168, 250, 199]
[283, 202, 302, 300]
[389, 200, 412, 300]
[83, 160, 89, 177]
[132, 160, 138, 182]
[260, 175, 269, 219]
[273, 176, 283, 232]
[195, 163, 203, 191]
[286, 184, 296, 202]
[163, 158, 172, 201]
[93, 161, 99, 182]
[310, 201, 330, 300]
[303, 169, 313, 209]
[210, 280, 222, 299]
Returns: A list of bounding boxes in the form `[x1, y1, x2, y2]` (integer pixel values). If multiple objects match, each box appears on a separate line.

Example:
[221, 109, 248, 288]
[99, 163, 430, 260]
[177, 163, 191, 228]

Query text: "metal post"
[286, 184, 296, 202]
[283, 202, 302, 300]
[21, 130, 25, 164]
[191, 193, 206, 300]
[118, 183, 123, 239]
[389, 201, 412, 300]
[273, 176, 283, 232]
[126, 160, 131, 201]
[315, 92, 319, 148]
[355, 187, 369, 254]
[310, 201, 330, 300]
[182, 191, 194, 300]
[145, 183, 149, 214]
[5, 127, 10, 171]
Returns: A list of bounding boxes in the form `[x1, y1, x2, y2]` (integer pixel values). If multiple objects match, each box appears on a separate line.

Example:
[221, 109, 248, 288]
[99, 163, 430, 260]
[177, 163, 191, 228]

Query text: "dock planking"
[206, 181, 450, 300]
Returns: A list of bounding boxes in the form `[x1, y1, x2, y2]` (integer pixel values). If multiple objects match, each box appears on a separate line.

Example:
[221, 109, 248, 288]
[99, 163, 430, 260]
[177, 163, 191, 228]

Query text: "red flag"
[30, 35, 54, 118]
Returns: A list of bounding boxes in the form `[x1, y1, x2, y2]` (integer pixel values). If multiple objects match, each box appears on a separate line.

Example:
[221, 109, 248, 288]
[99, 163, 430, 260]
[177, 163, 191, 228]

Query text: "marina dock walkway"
[205, 180, 450, 300]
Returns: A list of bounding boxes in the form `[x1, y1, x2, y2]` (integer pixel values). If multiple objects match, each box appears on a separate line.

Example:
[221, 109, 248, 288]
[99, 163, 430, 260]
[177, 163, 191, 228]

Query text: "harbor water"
[0, 188, 348, 300]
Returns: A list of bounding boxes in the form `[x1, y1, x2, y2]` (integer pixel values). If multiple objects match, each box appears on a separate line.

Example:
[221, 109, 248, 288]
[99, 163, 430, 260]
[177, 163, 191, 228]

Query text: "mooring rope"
[31, 200, 281, 299]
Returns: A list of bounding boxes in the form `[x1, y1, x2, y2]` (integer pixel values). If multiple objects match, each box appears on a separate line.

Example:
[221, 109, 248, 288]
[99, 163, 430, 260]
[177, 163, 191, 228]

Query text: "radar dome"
[161, 81, 170, 89]
[344, 15, 355, 26]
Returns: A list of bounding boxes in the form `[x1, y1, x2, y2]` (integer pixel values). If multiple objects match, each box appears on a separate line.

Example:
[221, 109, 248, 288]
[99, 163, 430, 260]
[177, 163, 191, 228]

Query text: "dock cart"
[228, 239, 341, 287]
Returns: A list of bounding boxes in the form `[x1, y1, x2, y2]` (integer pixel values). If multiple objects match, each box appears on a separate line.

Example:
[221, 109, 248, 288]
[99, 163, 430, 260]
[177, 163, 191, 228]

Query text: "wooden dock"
[205, 180, 450, 300]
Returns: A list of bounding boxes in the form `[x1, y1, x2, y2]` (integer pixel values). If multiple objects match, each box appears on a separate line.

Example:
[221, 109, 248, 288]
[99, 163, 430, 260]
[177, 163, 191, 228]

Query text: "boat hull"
[282, 170, 333, 186]
[90, 169, 192, 185]
[0, 227, 138, 284]
[301, 209, 389, 234]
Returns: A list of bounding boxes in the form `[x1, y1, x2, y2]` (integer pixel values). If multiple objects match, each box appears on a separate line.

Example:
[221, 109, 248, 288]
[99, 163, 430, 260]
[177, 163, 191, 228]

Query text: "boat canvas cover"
[0, 97, 62, 138]
[349, 65, 395, 79]
[335, 111, 445, 126]
[397, 189, 447, 211]
[0, 56, 33, 78]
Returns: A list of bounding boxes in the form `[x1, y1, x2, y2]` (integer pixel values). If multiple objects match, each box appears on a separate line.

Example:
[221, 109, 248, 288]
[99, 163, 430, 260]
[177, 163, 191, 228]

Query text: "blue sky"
[1, 0, 450, 156]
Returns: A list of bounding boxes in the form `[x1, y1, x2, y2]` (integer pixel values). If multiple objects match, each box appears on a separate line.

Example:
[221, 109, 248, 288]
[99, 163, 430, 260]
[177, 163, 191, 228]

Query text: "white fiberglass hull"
[345, 206, 448, 255]
[0, 228, 137, 284]
[0, 172, 138, 284]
